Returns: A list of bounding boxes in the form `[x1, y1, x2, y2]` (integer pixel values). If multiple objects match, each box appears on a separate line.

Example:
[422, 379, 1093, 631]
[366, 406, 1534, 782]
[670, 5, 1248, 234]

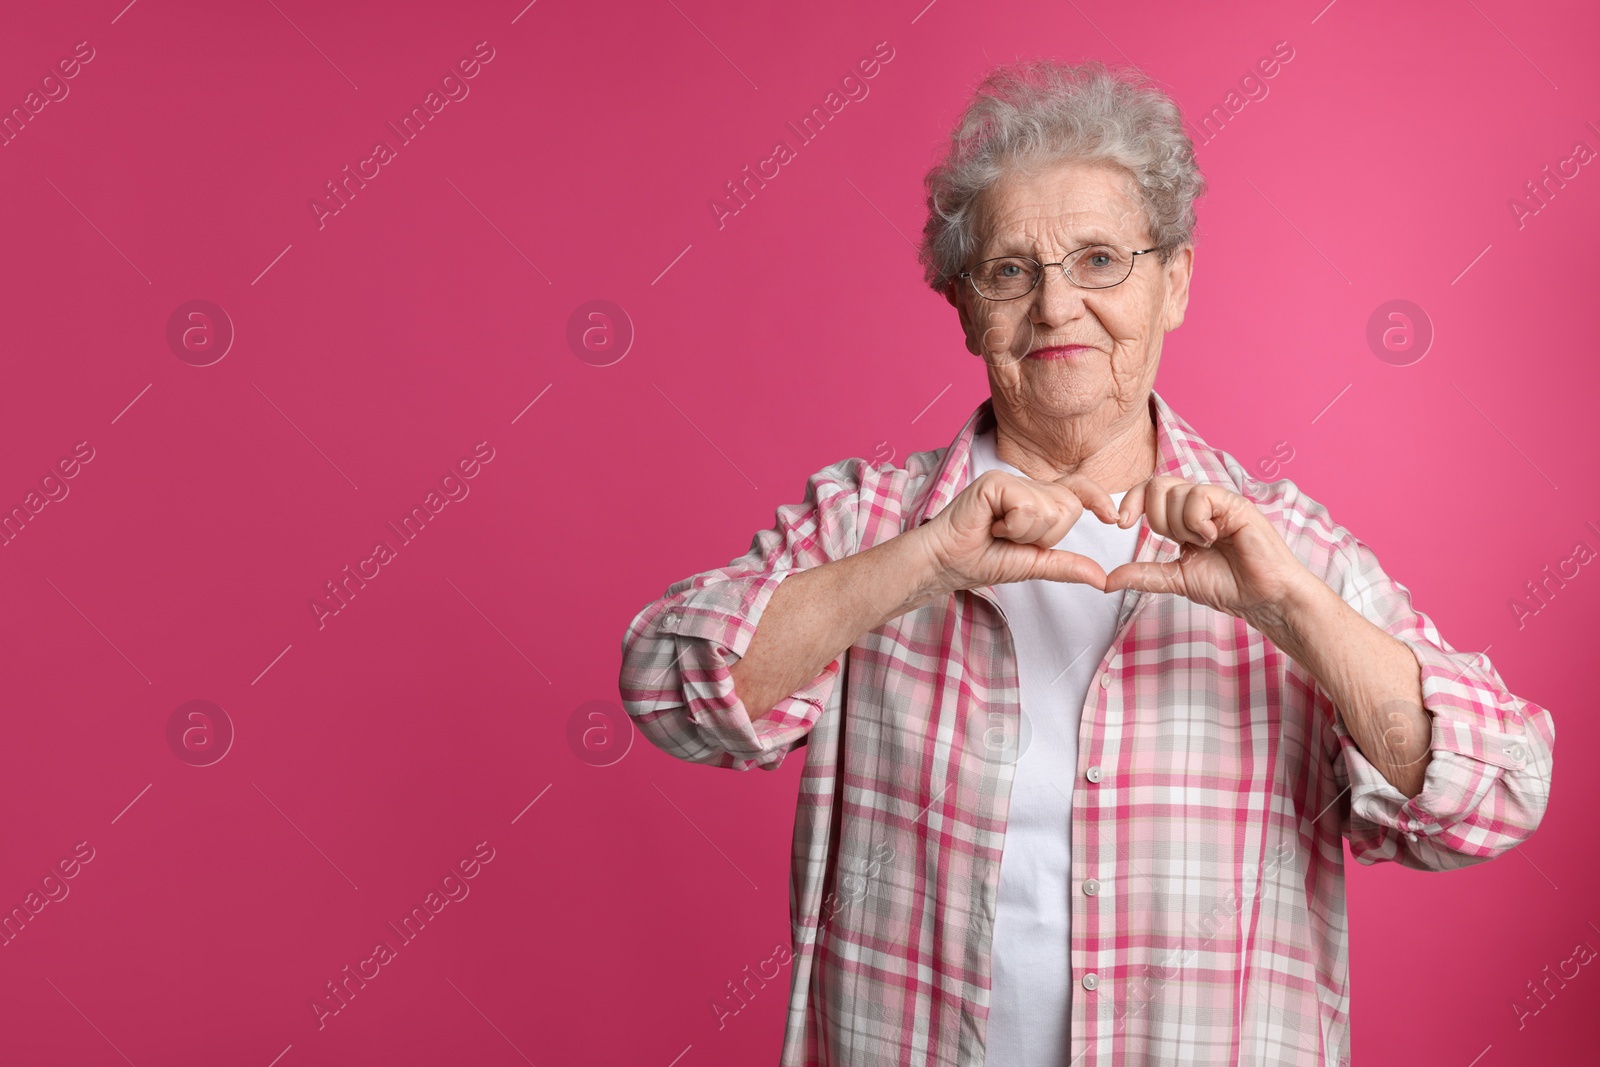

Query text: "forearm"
[731, 529, 946, 721]
[1254, 572, 1433, 797]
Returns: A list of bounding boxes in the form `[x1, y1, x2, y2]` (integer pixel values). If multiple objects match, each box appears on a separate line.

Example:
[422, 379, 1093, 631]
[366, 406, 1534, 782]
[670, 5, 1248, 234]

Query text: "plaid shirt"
[618, 389, 1555, 1066]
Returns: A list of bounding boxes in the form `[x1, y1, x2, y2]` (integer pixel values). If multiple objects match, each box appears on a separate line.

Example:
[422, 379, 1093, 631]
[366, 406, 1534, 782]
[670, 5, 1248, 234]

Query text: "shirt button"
[1083, 878, 1100, 896]
[1404, 832, 1418, 842]
[1099, 671, 1111, 688]
[1082, 972, 1099, 991]
[1085, 765, 1102, 783]
[1508, 744, 1526, 761]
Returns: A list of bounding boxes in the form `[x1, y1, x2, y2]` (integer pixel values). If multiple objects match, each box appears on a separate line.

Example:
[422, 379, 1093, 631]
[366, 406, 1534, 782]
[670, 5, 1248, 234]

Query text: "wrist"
[1246, 567, 1335, 654]
[897, 524, 956, 607]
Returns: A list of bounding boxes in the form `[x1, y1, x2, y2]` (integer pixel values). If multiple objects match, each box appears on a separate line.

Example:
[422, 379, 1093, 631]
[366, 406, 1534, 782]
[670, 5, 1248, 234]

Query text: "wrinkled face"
[946, 159, 1193, 425]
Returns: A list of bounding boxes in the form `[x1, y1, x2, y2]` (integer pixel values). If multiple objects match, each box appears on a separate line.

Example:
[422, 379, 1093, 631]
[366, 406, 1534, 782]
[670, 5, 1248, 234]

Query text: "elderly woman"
[620, 59, 1553, 1067]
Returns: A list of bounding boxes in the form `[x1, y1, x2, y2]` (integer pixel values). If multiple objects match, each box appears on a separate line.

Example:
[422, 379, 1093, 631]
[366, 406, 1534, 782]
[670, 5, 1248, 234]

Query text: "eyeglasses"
[959, 245, 1160, 300]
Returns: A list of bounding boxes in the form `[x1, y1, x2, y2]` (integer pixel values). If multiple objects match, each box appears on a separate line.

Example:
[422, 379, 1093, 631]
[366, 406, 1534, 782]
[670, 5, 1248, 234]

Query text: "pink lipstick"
[1026, 345, 1094, 360]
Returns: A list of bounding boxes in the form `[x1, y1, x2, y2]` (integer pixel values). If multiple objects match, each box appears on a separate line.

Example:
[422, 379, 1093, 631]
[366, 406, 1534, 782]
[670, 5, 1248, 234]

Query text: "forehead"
[973, 160, 1148, 250]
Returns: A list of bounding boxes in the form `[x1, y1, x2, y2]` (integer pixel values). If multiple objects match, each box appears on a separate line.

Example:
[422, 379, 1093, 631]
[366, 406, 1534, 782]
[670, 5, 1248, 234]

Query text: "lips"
[1026, 345, 1094, 360]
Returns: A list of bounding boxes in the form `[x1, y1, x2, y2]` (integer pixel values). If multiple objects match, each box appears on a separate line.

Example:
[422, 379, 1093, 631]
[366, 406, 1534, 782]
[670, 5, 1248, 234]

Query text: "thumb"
[1027, 548, 1109, 591]
[1103, 560, 1185, 596]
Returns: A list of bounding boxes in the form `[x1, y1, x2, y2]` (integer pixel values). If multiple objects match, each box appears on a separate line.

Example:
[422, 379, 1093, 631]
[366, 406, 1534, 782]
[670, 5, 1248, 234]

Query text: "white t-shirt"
[965, 425, 1141, 1066]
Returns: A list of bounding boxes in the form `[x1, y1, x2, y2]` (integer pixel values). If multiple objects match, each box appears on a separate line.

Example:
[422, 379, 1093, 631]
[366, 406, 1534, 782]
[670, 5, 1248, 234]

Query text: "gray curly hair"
[918, 58, 1206, 294]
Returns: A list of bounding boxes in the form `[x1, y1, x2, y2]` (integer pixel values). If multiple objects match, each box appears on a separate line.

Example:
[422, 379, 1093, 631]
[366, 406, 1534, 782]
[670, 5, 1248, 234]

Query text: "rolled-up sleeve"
[618, 457, 869, 771]
[1315, 530, 1556, 872]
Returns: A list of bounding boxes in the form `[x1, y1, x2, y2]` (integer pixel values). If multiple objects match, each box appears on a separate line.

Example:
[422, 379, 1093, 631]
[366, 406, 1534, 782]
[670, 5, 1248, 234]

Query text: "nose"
[1030, 262, 1087, 327]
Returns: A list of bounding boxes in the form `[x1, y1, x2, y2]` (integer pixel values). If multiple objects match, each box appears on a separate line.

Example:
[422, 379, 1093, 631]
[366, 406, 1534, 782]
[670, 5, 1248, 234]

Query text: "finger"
[1103, 559, 1186, 596]
[993, 488, 1075, 545]
[1181, 486, 1220, 545]
[1029, 548, 1108, 590]
[1117, 478, 1149, 528]
[1053, 473, 1119, 525]
[1032, 493, 1083, 551]
[1209, 489, 1254, 538]
[1145, 480, 1176, 541]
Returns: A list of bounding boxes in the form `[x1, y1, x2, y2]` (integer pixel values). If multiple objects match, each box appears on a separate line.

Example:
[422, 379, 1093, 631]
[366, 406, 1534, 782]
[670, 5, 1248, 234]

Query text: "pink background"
[0, 0, 1595, 1063]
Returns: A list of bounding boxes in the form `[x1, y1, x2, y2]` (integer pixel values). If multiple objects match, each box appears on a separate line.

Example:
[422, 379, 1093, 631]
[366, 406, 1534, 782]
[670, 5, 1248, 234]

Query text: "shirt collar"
[907, 388, 1227, 530]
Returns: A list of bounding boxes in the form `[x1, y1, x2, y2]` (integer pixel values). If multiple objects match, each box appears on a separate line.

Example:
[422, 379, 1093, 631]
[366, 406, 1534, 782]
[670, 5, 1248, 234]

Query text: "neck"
[989, 396, 1158, 494]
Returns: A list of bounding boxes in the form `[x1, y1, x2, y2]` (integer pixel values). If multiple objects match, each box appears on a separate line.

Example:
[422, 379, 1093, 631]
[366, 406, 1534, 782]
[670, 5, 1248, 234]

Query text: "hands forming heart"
[918, 469, 1314, 629]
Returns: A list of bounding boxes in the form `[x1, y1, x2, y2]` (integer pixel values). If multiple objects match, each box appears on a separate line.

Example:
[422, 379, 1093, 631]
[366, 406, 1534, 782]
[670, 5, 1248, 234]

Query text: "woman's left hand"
[1103, 476, 1316, 628]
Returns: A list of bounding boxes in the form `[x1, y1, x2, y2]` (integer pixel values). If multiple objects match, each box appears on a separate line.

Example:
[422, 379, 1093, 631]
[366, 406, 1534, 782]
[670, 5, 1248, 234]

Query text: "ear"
[1161, 244, 1194, 333]
[945, 280, 981, 357]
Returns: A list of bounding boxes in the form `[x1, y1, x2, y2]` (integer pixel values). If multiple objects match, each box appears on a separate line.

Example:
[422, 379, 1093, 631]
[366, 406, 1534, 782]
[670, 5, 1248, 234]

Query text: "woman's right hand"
[912, 469, 1124, 595]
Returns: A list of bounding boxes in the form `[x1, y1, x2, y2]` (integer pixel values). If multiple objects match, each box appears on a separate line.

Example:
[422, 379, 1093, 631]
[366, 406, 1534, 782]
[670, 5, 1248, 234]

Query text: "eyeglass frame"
[957, 244, 1163, 299]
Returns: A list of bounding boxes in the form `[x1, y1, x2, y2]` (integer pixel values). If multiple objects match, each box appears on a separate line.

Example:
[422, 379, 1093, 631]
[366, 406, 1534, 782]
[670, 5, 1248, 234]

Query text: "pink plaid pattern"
[619, 390, 1555, 1066]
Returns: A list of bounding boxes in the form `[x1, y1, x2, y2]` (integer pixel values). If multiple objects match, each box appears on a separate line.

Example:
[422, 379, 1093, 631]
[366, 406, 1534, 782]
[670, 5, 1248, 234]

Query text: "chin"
[1021, 373, 1108, 414]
